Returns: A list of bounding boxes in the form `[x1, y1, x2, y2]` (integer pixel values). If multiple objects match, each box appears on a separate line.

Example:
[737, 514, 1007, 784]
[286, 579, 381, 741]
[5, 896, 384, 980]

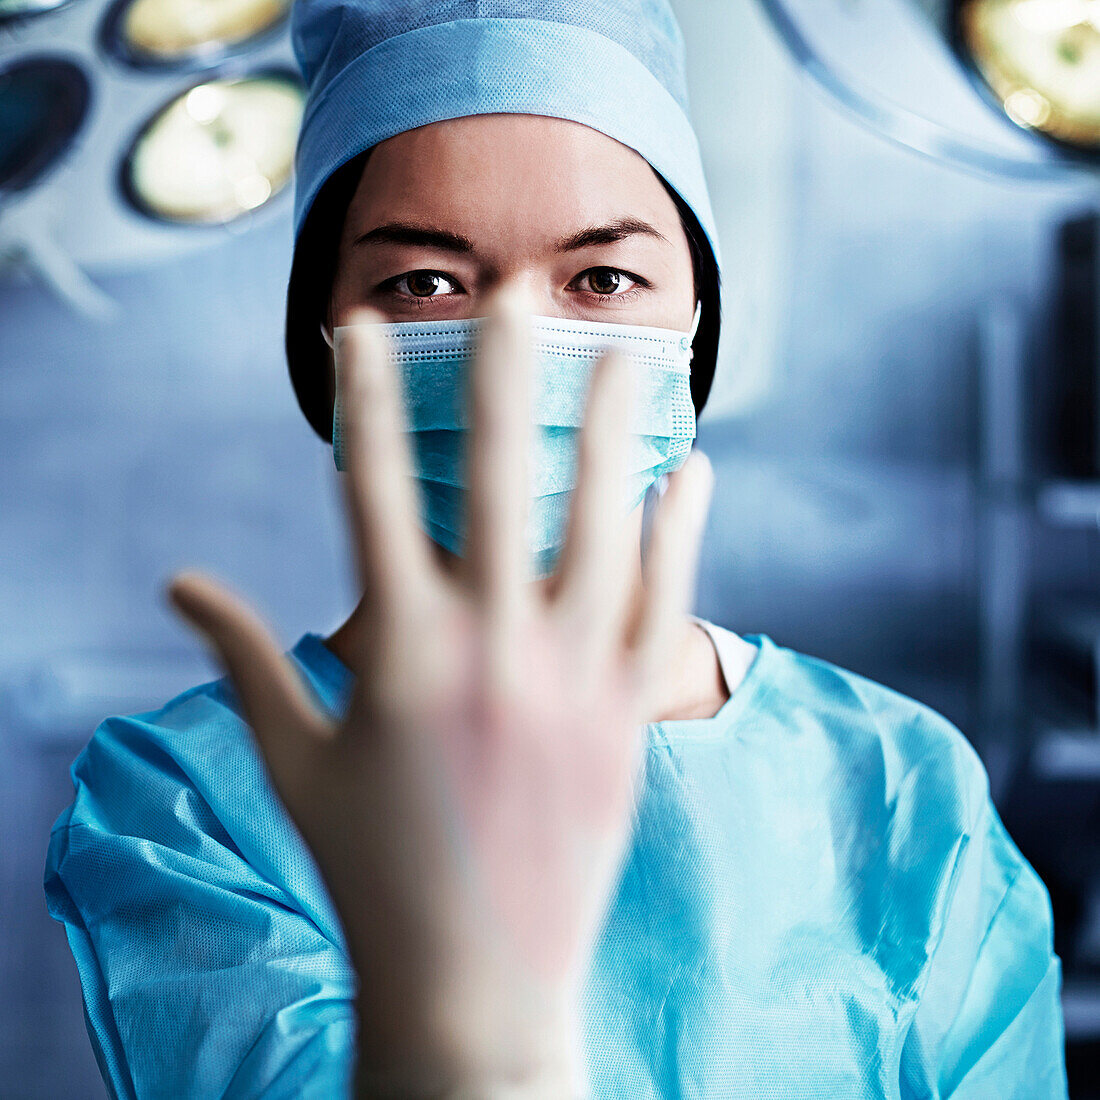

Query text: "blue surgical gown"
[44, 621, 1068, 1098]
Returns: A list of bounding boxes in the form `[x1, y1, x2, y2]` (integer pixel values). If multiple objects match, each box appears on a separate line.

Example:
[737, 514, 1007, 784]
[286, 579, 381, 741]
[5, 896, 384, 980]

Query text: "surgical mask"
[329, 305, 701, 578]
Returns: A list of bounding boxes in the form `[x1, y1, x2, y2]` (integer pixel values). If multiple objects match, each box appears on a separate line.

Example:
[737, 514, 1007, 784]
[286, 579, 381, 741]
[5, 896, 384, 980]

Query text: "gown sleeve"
[43, 704, 357, 1100]
[899, 740, 1068, 1099]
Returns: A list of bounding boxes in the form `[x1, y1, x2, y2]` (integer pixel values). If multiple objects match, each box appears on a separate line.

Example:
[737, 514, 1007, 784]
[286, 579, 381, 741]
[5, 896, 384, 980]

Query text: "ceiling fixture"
[0, 56, 90, 194]
[100, 0, 289, 69]
[756, 0, 1100, 180]
[0, 0, 76, 23]
[0, 0, 301, 317]
[122, 70, 303, 224]
[959, 0, 1100, 150]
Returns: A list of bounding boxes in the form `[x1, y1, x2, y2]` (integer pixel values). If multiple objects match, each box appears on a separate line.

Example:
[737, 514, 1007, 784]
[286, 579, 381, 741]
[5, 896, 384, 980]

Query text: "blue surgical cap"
[284, 0, 722, 438]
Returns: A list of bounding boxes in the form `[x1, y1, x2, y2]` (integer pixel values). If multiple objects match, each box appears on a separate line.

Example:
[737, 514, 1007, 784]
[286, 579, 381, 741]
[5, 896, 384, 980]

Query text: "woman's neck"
[323, 610, 737, 724]
[645, 619, 730, 723]
[323, 522, 747, 724]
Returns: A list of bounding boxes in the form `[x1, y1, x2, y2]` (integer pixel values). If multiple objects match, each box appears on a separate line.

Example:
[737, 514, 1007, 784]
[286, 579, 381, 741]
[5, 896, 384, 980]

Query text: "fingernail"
[690, 449, 713, 486]
[346, 306, 385, 328]
[335, 309, 385, 358]
[164, 574, 195, 620]
[494, 283, 534, 319]
[336, 322, 389, 400]
[604, 350, 633, 416]
[164, 569, 217, 626]
[686, 450, 715, 513]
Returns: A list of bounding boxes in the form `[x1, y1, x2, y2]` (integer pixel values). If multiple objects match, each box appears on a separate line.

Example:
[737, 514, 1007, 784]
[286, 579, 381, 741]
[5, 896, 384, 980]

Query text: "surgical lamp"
[0, 0, 302, 317]
[757, 0, 1100, 181]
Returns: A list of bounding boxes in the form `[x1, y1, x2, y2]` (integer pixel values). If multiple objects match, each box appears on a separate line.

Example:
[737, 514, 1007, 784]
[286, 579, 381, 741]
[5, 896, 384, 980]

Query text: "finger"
[335, 308, 436, 609]
[165, 570, 331, 784]
[553, 349, 634, 650]
[630, 451, 714, 696]
[465, 286, 534, 615]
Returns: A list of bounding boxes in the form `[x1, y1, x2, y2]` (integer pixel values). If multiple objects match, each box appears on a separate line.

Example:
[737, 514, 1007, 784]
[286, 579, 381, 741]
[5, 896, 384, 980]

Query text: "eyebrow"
[351, 217, 669, 254]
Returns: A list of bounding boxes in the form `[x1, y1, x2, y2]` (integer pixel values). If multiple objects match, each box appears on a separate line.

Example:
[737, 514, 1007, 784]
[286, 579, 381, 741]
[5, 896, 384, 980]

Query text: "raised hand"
[166, 286, 714, 1097]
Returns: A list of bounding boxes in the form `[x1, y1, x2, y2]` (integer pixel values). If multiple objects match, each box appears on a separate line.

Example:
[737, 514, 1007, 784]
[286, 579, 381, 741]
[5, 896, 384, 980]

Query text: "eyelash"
[379, 267, 651, 307]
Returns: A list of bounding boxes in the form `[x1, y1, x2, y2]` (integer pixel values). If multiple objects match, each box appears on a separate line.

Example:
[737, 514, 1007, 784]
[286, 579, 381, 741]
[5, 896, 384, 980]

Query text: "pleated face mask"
[331, 306, 700, 578]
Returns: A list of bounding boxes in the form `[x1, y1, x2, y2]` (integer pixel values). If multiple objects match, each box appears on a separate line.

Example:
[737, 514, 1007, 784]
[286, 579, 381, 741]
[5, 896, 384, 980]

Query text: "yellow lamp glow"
[125, 72, 303, 224]
[960, 0, 1100, 148]
[119, 0, 288, 60]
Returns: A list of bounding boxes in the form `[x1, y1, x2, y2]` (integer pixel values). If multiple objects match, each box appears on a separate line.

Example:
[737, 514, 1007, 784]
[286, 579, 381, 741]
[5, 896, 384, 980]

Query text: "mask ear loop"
[688, 300, 702, 342]
[320, 320, 334, 351]
[645, 301, 702, 526]
[679, 300, 703, 365]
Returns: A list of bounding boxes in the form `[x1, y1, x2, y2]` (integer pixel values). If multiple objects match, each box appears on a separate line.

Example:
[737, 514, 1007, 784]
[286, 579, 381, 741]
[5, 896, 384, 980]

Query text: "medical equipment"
[122, 71, 302, 224]
[101, 0, 289, 67]
[757, 0, 1100, 180]
[0, 0, 301, 316]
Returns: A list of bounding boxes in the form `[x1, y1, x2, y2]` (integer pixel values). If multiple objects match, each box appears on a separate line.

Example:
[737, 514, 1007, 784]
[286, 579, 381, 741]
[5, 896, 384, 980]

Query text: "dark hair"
[284, 147, 722, 444]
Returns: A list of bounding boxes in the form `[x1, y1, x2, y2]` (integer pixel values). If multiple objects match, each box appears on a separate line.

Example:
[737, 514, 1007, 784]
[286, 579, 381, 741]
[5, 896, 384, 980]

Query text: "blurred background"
[3, 0, 1100, 1094]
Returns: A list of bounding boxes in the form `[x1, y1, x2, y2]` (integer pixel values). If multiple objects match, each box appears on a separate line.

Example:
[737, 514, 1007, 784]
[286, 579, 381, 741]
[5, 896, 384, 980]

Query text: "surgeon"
[45, 1, 1068, 1097]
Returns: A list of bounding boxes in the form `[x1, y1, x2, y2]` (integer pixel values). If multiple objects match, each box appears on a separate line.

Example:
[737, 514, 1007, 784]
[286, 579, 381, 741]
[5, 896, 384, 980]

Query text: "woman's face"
[327, 113, 696, 335]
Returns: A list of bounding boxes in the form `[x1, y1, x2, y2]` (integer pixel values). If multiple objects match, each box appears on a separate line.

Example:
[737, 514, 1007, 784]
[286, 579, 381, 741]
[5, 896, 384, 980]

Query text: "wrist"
[353, 992, 589, 1099]
[353, 1060, 587, 1099]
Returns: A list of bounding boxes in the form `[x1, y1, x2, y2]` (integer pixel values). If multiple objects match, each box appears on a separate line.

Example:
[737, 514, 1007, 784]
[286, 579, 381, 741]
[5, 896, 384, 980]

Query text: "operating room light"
[959, 0, 1100, 149]
[0, 0, 73, 20]
[0, 0, 303, 314]
[123, 71, 303, 224]
[757, 0, 1100, 179]
[0, 57, 90, 193]
[105, 0, 289, 66]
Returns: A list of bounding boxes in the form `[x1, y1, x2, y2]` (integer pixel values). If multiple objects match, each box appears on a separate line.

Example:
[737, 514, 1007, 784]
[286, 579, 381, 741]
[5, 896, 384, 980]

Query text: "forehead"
[345, 113, 680, 232]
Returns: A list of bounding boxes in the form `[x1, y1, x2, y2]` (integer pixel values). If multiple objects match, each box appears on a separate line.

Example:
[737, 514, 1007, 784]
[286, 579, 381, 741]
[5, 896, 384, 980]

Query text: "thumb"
[165, 570, 331, 783]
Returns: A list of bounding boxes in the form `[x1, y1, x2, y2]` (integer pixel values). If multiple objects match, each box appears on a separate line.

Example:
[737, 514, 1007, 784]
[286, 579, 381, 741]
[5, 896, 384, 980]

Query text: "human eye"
[383, 270, 463, 302]
[570, 266, 650, 302]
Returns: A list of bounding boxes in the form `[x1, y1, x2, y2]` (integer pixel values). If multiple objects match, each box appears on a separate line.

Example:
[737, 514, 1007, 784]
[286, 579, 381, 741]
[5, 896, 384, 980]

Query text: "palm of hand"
[167, 287, 713, 1085]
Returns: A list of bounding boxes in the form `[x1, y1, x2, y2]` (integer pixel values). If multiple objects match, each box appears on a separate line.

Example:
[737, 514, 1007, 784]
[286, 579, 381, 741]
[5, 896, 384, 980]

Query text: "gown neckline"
[289, 620, 776, 742]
